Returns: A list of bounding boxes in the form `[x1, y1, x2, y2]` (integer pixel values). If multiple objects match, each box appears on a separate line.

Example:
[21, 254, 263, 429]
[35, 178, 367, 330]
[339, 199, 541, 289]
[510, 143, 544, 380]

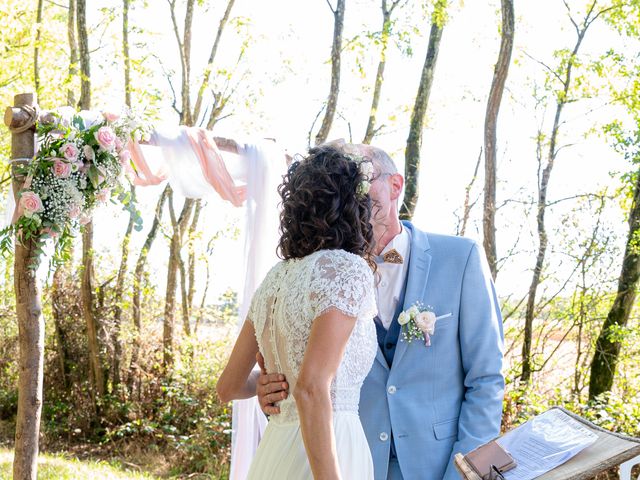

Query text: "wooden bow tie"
[382, 248, 403, 264]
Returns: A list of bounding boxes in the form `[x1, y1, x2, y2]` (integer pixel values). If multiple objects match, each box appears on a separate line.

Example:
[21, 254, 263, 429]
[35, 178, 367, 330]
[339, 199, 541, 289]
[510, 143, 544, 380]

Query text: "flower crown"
[345, 153, 374, 198]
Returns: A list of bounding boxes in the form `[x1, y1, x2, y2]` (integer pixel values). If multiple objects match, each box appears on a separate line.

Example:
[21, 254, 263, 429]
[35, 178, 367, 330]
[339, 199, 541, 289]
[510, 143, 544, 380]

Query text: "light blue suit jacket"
[360, 222, 505, 480]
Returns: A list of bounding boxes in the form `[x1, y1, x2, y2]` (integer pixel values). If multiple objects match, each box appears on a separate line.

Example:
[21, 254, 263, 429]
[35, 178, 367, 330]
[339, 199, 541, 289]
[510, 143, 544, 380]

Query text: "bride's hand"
[256, 352, 289, 415]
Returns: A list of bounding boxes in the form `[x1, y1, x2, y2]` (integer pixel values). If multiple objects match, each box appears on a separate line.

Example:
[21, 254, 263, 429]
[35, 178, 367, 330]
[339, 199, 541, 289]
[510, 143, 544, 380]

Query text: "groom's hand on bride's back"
[256, 352, 289, 415]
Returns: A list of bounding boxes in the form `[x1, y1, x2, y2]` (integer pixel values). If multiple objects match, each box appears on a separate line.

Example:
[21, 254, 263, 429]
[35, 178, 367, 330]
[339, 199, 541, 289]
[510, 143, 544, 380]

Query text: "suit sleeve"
[443, 242, 505, 480]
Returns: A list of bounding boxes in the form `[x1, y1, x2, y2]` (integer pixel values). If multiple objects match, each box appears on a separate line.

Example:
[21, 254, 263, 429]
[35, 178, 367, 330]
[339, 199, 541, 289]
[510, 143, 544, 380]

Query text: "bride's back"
[248, 248, 377, 424]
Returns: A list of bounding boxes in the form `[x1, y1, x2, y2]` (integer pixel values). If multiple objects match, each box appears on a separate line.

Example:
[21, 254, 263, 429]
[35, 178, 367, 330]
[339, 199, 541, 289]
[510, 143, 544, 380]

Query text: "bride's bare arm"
[295, 309, 357, 480]
[217, 320, 260, 403]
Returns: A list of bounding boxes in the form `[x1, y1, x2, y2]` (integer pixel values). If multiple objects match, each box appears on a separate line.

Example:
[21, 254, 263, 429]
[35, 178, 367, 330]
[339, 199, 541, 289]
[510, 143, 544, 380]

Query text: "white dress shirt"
[375, 226, 411, 330]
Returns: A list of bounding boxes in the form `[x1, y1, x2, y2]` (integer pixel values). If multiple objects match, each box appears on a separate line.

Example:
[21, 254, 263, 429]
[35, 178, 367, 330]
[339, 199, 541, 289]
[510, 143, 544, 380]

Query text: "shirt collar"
[380, 225, 410, 259]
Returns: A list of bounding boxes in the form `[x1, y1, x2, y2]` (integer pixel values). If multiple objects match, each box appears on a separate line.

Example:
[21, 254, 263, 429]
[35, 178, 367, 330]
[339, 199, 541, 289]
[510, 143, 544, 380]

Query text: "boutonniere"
[398, 303, 452, 346]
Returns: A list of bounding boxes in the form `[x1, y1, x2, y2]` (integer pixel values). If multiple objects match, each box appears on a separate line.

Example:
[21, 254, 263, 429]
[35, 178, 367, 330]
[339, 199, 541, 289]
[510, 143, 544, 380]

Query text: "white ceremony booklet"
[496, 409, 598, 480]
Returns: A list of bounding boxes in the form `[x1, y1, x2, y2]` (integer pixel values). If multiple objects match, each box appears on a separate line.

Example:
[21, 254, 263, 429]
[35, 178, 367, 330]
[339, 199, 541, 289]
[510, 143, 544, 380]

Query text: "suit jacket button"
[379, 432, 389, 442]
[387, 385, 397, 394]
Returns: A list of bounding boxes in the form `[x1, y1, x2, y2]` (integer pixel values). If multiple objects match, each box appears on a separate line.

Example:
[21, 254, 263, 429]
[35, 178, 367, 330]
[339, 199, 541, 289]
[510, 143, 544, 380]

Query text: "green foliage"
[103, 336, 233, 477]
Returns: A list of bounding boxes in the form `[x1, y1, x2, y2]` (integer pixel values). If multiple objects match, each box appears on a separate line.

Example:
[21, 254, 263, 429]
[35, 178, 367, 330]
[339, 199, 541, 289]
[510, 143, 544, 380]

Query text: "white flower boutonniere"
[399, 303, 451, 347]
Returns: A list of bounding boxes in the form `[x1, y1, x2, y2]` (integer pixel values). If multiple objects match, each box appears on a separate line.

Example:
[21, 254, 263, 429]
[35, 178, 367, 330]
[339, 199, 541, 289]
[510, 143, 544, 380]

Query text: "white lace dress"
[245, 249, 378, 480]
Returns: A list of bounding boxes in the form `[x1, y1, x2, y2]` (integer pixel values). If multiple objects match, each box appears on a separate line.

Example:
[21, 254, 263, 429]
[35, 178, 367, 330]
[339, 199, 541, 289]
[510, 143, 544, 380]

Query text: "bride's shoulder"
[307, 249, 372, 276]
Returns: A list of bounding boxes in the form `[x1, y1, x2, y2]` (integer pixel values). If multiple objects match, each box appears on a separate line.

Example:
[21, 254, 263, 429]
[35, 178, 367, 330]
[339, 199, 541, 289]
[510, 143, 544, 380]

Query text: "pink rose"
[79, 213, 91, 225]
[52, 158, 72, 178]
[414, 311, 437, 336]
[96, 189, 110, 203]
[83, 145, 95, 162]
[94, 126, 117, 151]
[119, 149, 131, 164]
[20, 191, 44, 217]
[41, 227, 59, 239]
[61, 142, 79, 161]
[102, 111, 120, 122]
[115, 137, 124, 152]
[69, 204, 82, 219]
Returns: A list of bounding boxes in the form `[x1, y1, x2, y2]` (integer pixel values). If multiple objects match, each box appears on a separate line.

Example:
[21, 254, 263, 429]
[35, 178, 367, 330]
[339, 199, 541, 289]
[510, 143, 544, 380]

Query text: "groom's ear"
[389, 173, 404, 200]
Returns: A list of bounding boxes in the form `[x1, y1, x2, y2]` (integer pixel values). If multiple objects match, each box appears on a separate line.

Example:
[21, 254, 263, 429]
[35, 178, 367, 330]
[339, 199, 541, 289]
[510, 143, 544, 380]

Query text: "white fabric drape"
[230, 140, 284, 480]
[150, 126, 219, 198]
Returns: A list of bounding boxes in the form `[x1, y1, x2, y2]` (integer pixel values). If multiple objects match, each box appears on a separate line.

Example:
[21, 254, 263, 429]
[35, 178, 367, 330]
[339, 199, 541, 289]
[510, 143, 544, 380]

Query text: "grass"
[0, 448, 161, 480]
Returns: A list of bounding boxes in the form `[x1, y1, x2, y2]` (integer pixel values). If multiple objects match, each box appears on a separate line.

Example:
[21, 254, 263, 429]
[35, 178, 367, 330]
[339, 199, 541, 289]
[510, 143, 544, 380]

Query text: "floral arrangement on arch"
[0, 107, 151, 265]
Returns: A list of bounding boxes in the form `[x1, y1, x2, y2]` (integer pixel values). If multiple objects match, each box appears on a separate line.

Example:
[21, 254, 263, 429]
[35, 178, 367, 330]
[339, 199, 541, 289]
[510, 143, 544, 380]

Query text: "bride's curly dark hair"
[277, 145, 374, 261]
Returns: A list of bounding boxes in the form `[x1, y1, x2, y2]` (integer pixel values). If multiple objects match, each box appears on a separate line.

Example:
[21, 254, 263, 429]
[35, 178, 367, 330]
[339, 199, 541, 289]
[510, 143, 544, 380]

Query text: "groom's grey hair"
[350, 144, 398, 175]
[322, 139, 399, 175]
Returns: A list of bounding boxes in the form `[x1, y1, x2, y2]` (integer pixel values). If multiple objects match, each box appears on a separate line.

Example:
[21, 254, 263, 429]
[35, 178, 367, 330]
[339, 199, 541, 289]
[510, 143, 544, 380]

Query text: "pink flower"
[68, 204, 81, 219]
[83, 145, 95, 162]
[52, 158, 72, 178]
[94, 126, 117, 151]
[79, 213, 91, 225]
[96, 189, 110, 203]
[414, 311, 437, 336]
[20, 191, 44, 217]
[61, 142, 79, 161]
[115, 137, 124, 152]
[119, 149, 131, 164]
[41, 227, 59, 239]
[102, 111, 120, 122]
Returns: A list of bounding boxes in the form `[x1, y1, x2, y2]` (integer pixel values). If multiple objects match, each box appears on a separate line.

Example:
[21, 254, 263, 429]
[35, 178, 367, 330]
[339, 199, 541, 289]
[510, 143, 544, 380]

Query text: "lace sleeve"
[308, 250, 376, 320]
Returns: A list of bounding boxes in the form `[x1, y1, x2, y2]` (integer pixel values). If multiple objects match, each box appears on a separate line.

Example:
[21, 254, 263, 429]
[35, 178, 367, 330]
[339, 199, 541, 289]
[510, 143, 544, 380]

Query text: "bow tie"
[375, 248, 403, 264]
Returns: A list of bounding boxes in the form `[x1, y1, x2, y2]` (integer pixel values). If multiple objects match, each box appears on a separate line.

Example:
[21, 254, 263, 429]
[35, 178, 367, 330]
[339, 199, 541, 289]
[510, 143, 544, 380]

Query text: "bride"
[217, 144, 378, 479]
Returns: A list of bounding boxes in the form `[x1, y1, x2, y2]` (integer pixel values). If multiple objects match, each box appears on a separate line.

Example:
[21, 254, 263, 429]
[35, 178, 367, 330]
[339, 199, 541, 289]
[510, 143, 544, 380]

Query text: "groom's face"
[369, 167, 397, 227]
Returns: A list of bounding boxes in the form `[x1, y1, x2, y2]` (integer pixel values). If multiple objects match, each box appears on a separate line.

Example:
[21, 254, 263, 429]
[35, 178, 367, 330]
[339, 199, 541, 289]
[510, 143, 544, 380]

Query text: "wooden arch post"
[4, 93, 44, 480]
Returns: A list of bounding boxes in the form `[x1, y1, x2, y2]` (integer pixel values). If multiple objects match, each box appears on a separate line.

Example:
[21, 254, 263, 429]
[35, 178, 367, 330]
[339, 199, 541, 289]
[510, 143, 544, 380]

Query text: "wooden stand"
[4, 93, 44, 480]
[454, 408, 640, 480]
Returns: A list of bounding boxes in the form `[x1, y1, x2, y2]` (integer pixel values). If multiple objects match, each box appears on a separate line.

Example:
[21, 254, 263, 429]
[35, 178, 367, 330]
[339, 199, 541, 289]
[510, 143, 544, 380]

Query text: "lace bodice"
[248, 249, 378, 424]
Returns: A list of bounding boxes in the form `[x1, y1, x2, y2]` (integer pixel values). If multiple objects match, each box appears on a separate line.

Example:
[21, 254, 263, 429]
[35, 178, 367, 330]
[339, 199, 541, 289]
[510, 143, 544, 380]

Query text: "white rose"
[360, 161, 374, 179]
[398, 311, 410, 326]
[414, 311, 437, 336]
[407, 305, 419, 318]
[83, 145, 95, 161]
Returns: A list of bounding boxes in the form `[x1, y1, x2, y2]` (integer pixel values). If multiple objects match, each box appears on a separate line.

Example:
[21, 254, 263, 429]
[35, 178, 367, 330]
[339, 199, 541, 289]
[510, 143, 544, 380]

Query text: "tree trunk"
[112, 186, 136, 391]
[129, 185, 169, 392]
[34, 0, 44, 99]
[314, 0, 346, 145]
[192, 0, 236, 123]
[53, 0, 79, 382]
[77, 0, 105, 400]
[399, 16, 445, 220]
[482, 0, 514, 280]
[112, 0, 134, 394]
[123, 0, 131, 107]
[51, 246, 75, 392]
[178, 198, 201, 337]
[521, 9, 591, 382]
[67, 0, 78, 107]
[82, 222, 106, 399]
[589, 165, 640, 399]
[363, 0, 403, 144]
[6, 93, 44, 480]
[178, 246, 190, 337]
[187, 200, 201, 313]
[76, 0, 90, 110]
[168, 0, 195, 125]
[163, 189, 195, 369]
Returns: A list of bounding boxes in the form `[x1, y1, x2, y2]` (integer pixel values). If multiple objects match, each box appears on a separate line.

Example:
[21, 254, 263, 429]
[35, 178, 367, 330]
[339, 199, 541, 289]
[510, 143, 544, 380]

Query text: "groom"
[257, 143, 504, 480]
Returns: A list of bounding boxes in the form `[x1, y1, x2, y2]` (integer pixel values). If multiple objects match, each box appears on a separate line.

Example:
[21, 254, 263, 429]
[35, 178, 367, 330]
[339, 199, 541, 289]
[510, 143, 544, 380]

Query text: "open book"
[455, 407, 640, 480]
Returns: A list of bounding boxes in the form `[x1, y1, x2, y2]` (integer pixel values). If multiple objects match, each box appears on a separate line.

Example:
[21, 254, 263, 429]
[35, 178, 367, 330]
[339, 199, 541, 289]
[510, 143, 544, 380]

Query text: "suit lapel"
[391, 222, 432, 369]
[375, 347, 390, 371]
